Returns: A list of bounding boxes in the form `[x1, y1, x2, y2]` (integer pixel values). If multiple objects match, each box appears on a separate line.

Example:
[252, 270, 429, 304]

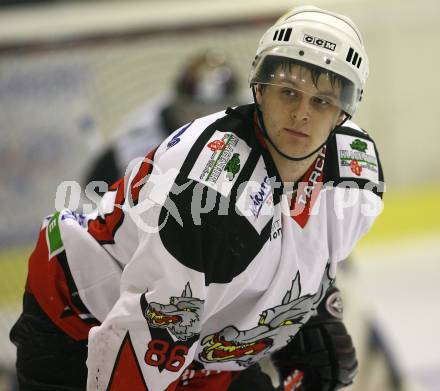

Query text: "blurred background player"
[84, 49, 242, 188]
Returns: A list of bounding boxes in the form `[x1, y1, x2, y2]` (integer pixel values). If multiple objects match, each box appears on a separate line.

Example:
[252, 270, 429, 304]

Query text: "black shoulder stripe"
[336, 125, 374, 140]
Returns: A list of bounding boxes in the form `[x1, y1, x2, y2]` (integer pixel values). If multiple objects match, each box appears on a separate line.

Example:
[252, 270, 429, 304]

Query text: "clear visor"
[252, 57, 359, 116]
[255, 82, 345, 116]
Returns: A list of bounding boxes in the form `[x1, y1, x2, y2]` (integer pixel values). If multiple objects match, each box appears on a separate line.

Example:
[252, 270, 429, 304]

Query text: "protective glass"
[251, 55, 359, 116]
[256, 82, 345, 115]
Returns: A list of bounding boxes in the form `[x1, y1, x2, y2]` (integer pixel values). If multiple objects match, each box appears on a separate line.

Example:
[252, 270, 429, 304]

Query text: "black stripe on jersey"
[159, 105, 272, 285]
[324, 126, 385, 199]
[56, 251, 99, 325]
[230, 105, 285, 207]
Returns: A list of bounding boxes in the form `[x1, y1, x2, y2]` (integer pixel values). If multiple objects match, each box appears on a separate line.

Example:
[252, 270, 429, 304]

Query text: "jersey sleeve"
[324, 124, 385, 263]
[86, 147, 208, 391]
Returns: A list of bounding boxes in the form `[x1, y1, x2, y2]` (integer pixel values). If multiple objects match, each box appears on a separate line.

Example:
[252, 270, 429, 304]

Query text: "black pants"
[10, 293, 88, 391]
[10, 293, 275, 391]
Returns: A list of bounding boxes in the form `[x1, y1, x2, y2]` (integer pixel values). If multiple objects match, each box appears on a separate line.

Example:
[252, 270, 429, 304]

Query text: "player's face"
[256, 64, 344, 158]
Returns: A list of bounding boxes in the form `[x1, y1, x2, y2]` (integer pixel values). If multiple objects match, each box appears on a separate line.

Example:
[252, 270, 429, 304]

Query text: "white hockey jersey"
[31, 104, 384, 391]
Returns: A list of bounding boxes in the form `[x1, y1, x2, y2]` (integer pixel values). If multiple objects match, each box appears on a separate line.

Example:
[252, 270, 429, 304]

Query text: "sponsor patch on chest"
[189, 131, 251, 197]
[336, 134, 379, 183]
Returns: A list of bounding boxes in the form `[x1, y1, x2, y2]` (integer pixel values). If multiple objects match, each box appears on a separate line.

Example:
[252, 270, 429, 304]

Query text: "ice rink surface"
[354, 234, 440, 391]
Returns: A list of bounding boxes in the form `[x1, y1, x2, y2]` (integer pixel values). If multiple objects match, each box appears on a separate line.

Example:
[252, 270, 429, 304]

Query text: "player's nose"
[291, 97, 310, 122]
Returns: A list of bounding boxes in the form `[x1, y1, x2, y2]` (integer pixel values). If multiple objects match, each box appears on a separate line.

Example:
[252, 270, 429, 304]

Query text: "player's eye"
[281, 88, 297, 98]
[280, 319, 294, 326]
[182, 308, 195, 312]
[313, 96, 332, 106]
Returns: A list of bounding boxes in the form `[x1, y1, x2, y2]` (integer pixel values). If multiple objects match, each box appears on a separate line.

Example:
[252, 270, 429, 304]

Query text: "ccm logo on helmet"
[303, 34, 336, 51]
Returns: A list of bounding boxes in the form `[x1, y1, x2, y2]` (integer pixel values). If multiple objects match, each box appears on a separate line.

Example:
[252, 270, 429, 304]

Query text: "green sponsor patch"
[204, 133, 238, 183]
[350, 139, 368, 153]
[47, 212, 63, 257]
[224, 153, 241, 181]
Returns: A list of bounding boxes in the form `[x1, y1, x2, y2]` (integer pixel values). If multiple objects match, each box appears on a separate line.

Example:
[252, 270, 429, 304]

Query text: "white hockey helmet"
[249, 6, 369, 116]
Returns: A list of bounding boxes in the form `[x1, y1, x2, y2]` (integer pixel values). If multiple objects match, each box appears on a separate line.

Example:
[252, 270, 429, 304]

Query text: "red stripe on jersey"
[253, 112, 268, 149]
[88, 148, 156, 244]
[27, 228, 97, 341]
[107, 333, 149, 391]
[88, 178, 126, 245]
[291, 147, 326, 228]
[130, 148, 157, 206]
[172, 369, 235, 391]
[283, 370, 304, 391]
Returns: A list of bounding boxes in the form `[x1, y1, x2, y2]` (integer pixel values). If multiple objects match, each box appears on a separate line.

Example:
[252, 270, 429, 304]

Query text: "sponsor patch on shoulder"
[188, 131, 251, 197]
[336, 134, 379, 183]
[45, 212, 64, 260]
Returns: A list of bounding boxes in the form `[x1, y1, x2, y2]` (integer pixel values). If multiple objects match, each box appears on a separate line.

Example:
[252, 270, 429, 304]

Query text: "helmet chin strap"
[251, 86, 351, 162]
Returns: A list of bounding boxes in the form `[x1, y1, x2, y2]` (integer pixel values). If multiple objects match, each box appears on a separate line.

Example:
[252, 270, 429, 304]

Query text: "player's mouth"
[200, 334, 272, 361]
[283, 128, 309, 138]
[146, 308, 181, 326]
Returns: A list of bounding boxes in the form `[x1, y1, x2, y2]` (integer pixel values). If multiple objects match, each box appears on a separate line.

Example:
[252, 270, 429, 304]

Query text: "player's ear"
[255, 84, 265, 105]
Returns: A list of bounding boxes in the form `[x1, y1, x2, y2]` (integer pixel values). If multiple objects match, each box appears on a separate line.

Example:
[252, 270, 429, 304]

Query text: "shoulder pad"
[324, 125, 384, 198]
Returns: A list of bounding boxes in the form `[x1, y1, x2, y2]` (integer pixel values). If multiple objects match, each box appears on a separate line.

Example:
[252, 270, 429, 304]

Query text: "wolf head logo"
[199, 263, 334, 366]
[143, 282, 204, 341]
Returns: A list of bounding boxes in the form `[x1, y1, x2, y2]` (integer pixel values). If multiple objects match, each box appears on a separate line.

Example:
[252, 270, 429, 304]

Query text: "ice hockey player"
[10, 5, 384, 391]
